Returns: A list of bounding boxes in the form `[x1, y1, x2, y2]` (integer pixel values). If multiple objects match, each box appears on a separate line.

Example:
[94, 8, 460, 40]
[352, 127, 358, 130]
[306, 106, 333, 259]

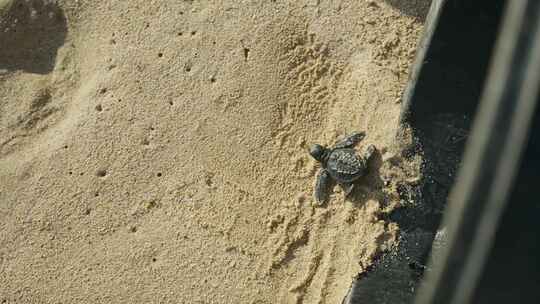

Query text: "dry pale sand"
[0, 0, 429, 303]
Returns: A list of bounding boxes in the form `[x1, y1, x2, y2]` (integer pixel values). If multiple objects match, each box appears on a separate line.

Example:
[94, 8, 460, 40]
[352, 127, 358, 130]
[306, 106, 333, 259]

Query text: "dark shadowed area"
[0, 0, 67, 74]
[384, 0, 432, 21]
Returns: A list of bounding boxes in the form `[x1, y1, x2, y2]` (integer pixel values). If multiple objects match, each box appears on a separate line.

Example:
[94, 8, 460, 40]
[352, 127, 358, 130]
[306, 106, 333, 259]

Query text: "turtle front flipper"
[333, 131, 366, 149]
[314, 168, 332, 204]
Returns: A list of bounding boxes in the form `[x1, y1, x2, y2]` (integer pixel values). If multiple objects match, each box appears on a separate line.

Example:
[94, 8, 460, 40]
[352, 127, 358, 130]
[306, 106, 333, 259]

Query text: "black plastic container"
[345, 0, 540, 303]
[416, 1, 540, 303]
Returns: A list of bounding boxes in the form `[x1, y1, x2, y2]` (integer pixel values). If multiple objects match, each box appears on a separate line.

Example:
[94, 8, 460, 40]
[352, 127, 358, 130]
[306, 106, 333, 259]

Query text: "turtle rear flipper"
[340, 182, 355, 198]
[363, 144, 377, 162]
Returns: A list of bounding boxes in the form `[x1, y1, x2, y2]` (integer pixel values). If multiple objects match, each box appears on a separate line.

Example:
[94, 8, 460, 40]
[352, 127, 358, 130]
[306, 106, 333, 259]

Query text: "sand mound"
[0, 0, 427, 303]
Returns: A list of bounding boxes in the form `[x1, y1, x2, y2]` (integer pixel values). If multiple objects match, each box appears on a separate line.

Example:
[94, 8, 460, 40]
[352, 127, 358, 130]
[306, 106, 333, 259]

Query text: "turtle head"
[309, 144, 327, 163]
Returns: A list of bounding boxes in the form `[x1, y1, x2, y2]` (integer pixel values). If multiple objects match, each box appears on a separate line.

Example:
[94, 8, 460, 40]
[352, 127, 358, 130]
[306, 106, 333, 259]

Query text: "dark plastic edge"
[399, 0, 446, 124]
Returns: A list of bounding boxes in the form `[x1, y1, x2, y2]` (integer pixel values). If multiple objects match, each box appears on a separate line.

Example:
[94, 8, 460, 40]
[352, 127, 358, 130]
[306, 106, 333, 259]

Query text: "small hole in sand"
[210, 76, 216, 83]
[158, 52, 163, 58]
[95, 104, 103, 112]
[99, 88, 107, 94]
[157, 172, 162, 177]
[185, 65, 192, 72]
[84, 208, 91, 215]
[130, 226, 137, 233]
[80, 172, 84, 176]
[146, 200, 157, 209]
[243, 48, 250, 61]
[64, 145, 68, 149]
[94, 192, 99, 197]
[169, 100, 174, 106]
[177, 32, 183, 36]
[96, 169, 107, 177]
[68, 171, 73, 175]
[150, 126, 155, 131]
[191, 30, 197, 36]
[152, 258, 157, 262]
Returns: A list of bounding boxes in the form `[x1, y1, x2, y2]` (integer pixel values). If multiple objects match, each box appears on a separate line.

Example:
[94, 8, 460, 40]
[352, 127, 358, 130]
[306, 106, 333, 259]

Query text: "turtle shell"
[326, 148, 367, 183]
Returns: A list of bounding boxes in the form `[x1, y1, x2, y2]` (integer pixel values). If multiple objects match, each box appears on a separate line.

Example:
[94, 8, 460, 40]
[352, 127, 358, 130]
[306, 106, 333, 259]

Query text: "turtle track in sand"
[259, 18, 421, 303]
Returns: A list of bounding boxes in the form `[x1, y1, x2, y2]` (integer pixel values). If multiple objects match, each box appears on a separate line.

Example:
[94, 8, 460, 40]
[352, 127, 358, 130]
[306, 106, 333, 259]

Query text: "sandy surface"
[0, 0, 428, 303]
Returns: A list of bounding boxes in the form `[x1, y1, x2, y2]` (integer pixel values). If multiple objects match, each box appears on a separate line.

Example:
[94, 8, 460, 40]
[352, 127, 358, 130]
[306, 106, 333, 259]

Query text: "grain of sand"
[0, 0, 429, 303]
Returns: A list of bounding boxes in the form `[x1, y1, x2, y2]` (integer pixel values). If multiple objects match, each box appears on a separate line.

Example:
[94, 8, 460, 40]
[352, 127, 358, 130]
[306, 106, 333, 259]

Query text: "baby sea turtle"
[309, 131, 376, 203]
